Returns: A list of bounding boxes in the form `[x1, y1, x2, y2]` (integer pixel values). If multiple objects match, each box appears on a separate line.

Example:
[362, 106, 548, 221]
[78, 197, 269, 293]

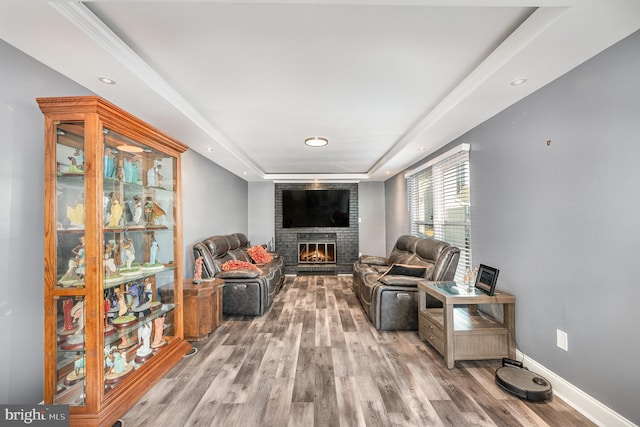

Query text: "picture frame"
[474, 264, 499, 295]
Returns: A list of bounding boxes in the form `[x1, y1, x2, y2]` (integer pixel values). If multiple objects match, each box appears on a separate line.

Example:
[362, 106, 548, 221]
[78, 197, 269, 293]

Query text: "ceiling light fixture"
[98, 76, 116, 85]
[304, 136, 328, 147]
[510, 78, 528, 86]
[117, 144, 144, 153]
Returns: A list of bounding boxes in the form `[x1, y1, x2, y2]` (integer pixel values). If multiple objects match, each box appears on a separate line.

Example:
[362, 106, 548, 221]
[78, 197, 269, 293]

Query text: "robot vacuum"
[495, 359, 553, 402]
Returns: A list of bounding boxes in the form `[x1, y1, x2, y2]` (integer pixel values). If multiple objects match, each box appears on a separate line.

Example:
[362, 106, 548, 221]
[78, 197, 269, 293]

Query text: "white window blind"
[407, 145, 471, 282]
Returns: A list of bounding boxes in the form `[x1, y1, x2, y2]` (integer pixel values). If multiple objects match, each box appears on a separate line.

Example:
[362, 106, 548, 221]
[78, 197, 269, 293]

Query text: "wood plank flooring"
[121, 275, 594, 427]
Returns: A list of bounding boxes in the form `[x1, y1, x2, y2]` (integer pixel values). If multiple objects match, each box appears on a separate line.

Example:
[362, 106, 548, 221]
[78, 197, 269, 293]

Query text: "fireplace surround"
[275, 183, 359, 275]
[298, 233, 337, 264]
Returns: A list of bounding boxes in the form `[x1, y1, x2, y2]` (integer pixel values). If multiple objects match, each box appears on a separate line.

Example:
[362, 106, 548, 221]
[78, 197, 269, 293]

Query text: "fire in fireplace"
[298, 242, 336, 264]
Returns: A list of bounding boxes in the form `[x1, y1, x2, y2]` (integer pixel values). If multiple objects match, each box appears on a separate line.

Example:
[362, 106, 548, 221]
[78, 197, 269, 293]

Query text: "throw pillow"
[379, 275, 423, 286]
[247, 245, 274, 264]
[381, 263, 427, 278]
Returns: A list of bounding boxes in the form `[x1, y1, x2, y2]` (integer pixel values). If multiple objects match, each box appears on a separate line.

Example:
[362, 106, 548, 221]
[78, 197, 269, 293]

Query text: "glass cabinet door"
[54, 295, 86, 405]
[100, 128, 178, 395]
[52, 121, 87, 406]
[56, 121, 86, 289]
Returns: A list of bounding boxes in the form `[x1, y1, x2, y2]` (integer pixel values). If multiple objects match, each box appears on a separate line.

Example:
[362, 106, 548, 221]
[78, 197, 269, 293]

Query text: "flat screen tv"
[282, 189, 350, 228]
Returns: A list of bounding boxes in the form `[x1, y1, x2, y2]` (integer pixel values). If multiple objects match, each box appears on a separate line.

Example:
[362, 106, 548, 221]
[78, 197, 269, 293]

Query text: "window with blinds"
[406, 144, 471, 282]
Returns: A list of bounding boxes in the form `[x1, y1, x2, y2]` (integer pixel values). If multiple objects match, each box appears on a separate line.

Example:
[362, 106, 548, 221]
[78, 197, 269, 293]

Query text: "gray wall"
[248, 181, 275, 247]
[384, 174, 410, 254]
[385, 30, 640, 423]
[0, 40, 93, 404]
[358, 182, 386, 257]
[181, 149, 248, 278]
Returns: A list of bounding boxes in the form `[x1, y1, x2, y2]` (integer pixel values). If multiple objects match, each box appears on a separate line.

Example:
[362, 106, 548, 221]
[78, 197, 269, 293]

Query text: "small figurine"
[59, 236, 85, 285]
[132, 195, 143, 225]
[149, 235, 159, 265]
[66, 194, 85, 228]
[104, 298, 116, 336]
[118, 333, 134, 350]
[151, 202, 166, 225]
[146, 163, 162, 187]
[108, 193, 123, 227]
[105, 350, 115, 372]
[104, 241, 118, 278]
[74, 148, 84, 169]
[135, 323, 153, 361]
[144, 197, 154, 225]
[114, 288, 127, 317]
[72, 236, 85, 281]
[121, 237, 136, 269]
[64, 352, 86, 385]
[144, 278, 153, 302]
[73, 352, 85, 376]
[151, 315, 167, 348]
[103, 147, 115, 178]
[70, 300, 85, 335]
[111, 350, 127, 374]
[123, 156, 133, 183]
[130, 156, 139, 183]
[115, 159, 124, 181]
[193, 256, 203, 284]
[61, 297, 76, 333]
[67, 149, 84, 174]
[128, 282, 150, 313]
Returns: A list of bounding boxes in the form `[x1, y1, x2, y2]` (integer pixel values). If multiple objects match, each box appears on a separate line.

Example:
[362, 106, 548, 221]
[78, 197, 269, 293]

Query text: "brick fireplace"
[275, 183, 358, 275]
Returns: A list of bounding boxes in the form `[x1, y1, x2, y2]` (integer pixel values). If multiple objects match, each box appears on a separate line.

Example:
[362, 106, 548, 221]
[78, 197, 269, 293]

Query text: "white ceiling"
[2, 1, 639, 182]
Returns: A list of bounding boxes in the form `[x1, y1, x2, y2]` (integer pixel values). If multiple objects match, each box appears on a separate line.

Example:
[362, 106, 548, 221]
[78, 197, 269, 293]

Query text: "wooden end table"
[418, 281, 515, 369]
[183, 278, 224, 341]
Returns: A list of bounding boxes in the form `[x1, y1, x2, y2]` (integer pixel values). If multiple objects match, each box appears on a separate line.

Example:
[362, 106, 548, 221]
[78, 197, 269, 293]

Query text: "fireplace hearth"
[296, 233, 337, 274]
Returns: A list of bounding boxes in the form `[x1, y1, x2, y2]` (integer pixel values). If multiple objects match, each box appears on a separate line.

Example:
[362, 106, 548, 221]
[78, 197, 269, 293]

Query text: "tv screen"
[282, 189, 350, 228]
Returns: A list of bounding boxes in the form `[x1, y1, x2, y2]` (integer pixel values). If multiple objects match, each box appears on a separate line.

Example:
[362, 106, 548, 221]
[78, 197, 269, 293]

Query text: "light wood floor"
[121, 275, 594, 427]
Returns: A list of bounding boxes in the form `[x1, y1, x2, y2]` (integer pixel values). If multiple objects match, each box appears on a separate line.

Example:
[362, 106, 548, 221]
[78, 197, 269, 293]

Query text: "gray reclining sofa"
[192, 233, 285, 316]
[353, 235, 460, 330]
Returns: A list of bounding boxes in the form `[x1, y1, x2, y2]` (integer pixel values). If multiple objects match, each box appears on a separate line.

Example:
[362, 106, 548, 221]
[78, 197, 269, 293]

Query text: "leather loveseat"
[353, 235, 460, 330]
[192, 233, 285, 316]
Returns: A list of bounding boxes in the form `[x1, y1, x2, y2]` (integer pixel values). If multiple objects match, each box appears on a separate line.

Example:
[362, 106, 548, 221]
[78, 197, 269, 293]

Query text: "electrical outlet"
[557, 329, 568, 351]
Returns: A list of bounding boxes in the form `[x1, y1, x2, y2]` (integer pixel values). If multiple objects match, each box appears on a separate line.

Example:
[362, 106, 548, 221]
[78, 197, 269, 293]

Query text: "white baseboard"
[516, 351, 636, 427]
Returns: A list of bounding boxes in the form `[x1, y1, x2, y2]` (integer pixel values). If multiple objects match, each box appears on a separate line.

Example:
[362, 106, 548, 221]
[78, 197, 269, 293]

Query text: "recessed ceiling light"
[510, 78, 528, 86]
[304, 136, 328, 147]
[98, 76, 116, 85]
[206, 147, 214, 152]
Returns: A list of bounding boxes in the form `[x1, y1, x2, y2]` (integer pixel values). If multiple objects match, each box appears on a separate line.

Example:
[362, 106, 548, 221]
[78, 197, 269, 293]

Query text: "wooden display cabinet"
[39, 96, 191, 426]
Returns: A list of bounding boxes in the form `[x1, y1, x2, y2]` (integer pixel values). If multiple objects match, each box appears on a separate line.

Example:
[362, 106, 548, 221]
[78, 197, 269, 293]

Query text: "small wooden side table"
[418, 281, 516, 369]
[183, 278, 224, 341]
